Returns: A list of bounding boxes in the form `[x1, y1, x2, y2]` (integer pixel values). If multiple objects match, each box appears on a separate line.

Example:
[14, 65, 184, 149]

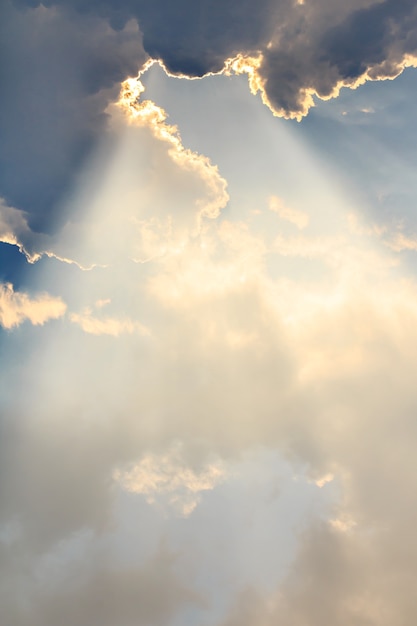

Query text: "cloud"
[0, 2, 147, 231]
[3, 3, 417, 622]
[0, 282, 66, 329]
[268, 195, 309, 229]
[3, 112, 417, 620]
[114, 443, 225, 516]
[3, 165, 417, 625]
[0, 75, 228, 269]
[4, 0, 417, 206]
[384, 230, 417, 252]
[97, 0, 417, 121]
[114, 68, 229, 224]
[69, 301, 150, 337]
[217, 508, 417, 626]
[252, 0, 417, 119]
[0, 543, 203, 626]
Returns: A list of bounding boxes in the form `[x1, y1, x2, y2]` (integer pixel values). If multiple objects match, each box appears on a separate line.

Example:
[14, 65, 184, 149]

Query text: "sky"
[1, 1, 417, 624]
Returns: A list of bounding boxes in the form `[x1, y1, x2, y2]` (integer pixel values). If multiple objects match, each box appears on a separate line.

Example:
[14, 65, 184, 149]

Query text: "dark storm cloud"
[3, 0, 417, 231]
[321, 0, 417, 81]
[124, 0, 282, 76]
[0, 1, 146, 232]
[258, 0, 417, 117]
[119, 0, 417, 116]
[12, 0, 283, 75]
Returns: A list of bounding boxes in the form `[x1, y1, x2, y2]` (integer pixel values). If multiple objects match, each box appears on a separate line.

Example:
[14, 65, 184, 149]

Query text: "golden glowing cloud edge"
[120, 51, 417, 121]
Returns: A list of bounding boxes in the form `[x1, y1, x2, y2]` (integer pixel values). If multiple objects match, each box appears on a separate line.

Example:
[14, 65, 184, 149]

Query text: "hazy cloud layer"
[1, 541, 202, 626]
[3, 2, 417, 625]
[2, 80, 417, 624]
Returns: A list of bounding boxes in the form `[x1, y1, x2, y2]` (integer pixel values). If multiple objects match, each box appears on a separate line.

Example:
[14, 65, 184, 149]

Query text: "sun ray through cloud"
[2, 2, 417, 624]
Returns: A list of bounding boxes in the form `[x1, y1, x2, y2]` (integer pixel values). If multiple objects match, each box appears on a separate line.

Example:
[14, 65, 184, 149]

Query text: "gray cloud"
[1, 2, 146, 231]
[0, 538, 202, 626]
[258, 0, 417, 118]
[3, 0, 417, 234]
[8, 0, 417, 120]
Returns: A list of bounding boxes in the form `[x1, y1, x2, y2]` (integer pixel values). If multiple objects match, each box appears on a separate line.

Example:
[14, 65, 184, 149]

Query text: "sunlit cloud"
[0, 282, 66, 329]
[70, 310, 150, 337]
[114, 443, 225, 516]
[114, 66, 229, 219]
[0, 70, 229, 272]
[2, 4, 417, 624]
